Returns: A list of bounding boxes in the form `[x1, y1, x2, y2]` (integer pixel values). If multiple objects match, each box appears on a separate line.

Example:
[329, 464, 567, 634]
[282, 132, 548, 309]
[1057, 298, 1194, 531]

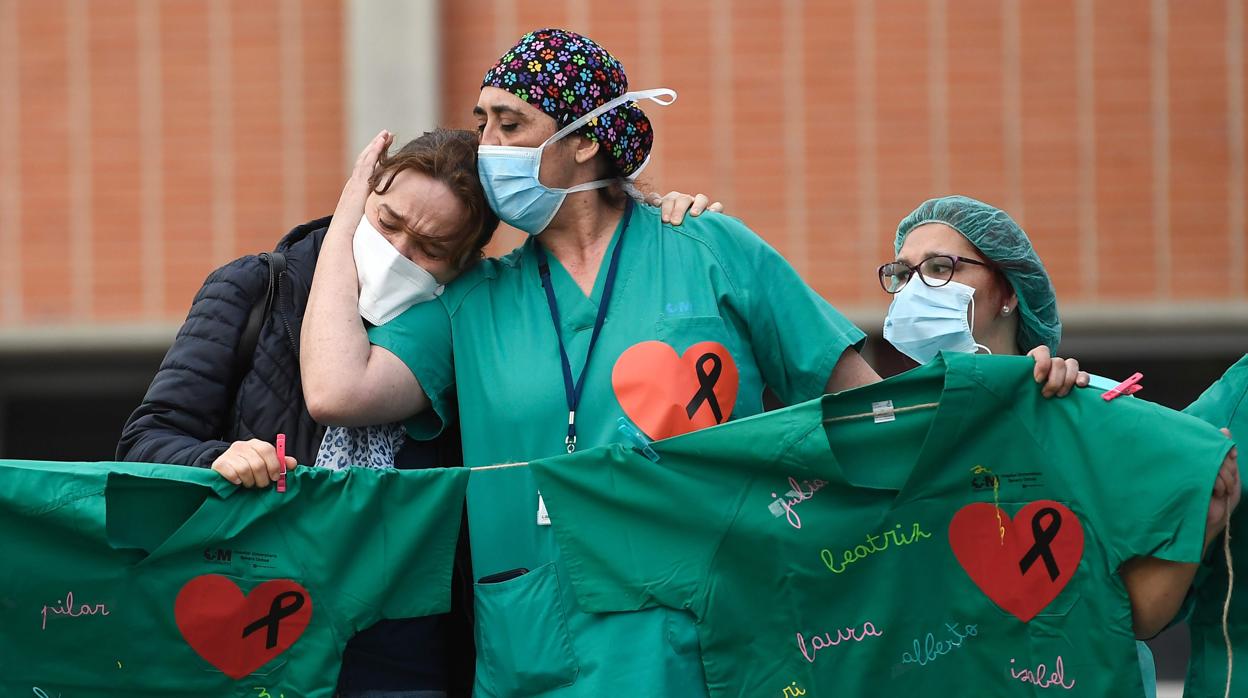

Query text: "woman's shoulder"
[633, 202, 772, 256]
[438, 239, 533, 312]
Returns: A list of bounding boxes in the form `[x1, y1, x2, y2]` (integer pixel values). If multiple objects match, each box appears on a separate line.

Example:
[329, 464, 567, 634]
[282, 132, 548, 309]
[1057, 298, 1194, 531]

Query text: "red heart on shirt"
[175, 574, 313, 679]
[943, 501, 1083, 621]
[612, 340, 739, 440]
[948, 500, 1084, 623]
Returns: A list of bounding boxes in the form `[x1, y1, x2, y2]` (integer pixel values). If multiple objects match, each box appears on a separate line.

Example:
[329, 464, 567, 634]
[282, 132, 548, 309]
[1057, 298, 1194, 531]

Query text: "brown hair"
[368, 128, 499, 270]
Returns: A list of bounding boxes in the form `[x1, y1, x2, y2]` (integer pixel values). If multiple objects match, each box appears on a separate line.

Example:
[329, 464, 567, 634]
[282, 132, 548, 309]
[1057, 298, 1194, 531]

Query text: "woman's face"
[474, 86, 588, 190]
[364, 168, 469, 285]
[895, 223, 1013, 338]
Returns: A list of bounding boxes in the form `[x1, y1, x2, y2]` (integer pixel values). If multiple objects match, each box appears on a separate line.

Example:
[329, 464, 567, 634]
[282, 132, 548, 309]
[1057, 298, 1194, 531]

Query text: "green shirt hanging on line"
[531, 353, 1229, 698]
[1182, 353, 1248, 698]
[369, 202, 865, 697]
[0, 460, 468, 697]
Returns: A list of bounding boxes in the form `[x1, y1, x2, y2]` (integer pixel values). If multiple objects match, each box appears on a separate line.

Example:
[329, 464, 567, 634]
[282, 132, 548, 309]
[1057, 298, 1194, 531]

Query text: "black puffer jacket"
[117, 217, 330, 466]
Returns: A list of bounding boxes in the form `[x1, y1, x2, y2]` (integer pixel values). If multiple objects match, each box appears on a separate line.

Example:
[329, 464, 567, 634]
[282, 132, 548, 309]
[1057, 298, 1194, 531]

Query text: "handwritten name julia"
[41, 591, 109, 630]
[769, 476, 827, 529]
[796, 621, 883, 663]
[821, 522, 932, 574]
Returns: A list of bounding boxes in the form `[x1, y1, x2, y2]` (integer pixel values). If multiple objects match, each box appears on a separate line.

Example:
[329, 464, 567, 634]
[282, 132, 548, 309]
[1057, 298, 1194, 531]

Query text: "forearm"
[117, 412, 229, 467]
[301, 202, 375, 417]
[1120, 556, 1200, 639]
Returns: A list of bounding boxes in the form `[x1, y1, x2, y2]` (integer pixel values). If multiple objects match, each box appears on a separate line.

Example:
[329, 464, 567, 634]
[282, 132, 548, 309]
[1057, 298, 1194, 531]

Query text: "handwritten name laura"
[796, 621, 883, 663]
[41, 591, 109, 631]
[821, 522, 932, 574]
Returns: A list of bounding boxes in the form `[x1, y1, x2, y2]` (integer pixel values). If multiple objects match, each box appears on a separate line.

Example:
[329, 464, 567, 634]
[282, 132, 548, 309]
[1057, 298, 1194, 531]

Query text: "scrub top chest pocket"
[473, 562, 580, 697]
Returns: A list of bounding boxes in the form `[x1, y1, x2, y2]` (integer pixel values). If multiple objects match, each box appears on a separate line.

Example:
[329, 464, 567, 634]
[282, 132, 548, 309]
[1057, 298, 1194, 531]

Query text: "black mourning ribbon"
[685, 352, 724, 423]
[242, 591, 305, 649]
[1018, 507, 1063, 582]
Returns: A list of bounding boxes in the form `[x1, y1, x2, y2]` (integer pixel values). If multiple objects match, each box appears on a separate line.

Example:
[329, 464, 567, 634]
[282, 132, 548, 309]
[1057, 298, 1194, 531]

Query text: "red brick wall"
[0, 0, 344, 326]
[2, 1, 1245, 329]
[444, 0, 1248, 317]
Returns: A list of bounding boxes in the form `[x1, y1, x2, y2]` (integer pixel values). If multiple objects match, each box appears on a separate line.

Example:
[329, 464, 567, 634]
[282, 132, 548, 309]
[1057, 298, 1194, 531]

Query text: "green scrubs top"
[0, 460, 468, 697]
[530, 354, 1229, 697]
[369, 203, 865, 697]
[1182, 353, 1248, 697]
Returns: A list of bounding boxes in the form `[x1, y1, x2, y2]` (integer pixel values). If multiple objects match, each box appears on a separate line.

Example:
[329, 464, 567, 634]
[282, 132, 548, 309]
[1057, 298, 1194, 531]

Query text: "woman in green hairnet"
[878, 194, 1240, 698]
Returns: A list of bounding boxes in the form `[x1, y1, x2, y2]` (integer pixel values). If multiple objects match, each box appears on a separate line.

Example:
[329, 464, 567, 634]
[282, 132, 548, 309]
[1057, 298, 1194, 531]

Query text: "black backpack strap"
[226, 251, 287, 434]
[236, 252, 285, 376]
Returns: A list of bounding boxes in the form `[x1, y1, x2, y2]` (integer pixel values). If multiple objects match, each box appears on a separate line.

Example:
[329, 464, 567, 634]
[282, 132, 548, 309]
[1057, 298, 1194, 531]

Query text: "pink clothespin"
[1102, 372, 1143, 401]
[276, 433, 287, 493]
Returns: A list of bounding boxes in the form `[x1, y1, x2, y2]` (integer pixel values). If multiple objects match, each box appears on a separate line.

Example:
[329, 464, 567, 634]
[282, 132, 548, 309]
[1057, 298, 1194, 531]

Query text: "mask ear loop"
[534, 88, 678, 195]
[966, 294, 992, 355]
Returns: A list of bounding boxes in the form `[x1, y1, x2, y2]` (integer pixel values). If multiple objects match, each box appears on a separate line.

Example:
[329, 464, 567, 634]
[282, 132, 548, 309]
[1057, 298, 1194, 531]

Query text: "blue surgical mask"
[477, 88, 676, 235]
[882, 278, 990, 364]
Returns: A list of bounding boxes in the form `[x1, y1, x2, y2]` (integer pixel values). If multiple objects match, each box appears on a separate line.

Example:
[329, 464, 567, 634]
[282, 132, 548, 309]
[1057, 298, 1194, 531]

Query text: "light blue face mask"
[476, 88, 676, 235]
[882, 278, 990, 364]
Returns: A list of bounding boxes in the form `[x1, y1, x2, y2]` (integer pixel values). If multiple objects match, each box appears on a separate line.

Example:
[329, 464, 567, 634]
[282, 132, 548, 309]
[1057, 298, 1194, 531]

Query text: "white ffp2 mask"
[353, 214, 443, 326]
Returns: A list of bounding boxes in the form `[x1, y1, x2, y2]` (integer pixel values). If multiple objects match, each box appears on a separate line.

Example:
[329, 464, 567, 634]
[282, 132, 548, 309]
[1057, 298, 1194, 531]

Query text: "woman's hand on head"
[1027, 345, 1089, 398]
[645, 191, 724, 225]
[211, 439, 298, 488]
[334, 129, 394, 222]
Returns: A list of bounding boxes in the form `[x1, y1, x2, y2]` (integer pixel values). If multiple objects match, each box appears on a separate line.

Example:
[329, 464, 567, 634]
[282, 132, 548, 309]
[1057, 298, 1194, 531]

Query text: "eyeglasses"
[878, 255, 987, 294]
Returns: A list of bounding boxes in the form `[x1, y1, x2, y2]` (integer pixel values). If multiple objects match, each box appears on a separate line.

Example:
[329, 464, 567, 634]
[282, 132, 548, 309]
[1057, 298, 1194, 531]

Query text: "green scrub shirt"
[0, 460, 468, 697]
[531, 353, 1229, 697]
[1182, 353, 1248, 697]
[369, 203, 865, 697]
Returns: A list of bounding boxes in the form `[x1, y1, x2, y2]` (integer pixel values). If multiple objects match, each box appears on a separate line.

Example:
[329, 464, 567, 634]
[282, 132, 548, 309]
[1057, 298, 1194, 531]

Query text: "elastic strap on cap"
[544, 88, 677, 146]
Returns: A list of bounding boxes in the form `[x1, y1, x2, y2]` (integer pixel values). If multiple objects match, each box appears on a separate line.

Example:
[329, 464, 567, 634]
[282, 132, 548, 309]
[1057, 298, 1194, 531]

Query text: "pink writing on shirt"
[769, 476, 828, 529]
[41, 591, 110, 630]
[1010, 656, 1076, 690]
[796, 621, 883, 663]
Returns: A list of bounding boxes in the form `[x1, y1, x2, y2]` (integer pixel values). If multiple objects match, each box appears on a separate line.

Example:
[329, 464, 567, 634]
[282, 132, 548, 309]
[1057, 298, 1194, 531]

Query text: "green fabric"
[369, 203, 865, 697]
[532, 353, 1228, 697]
[0, 460, 468, 697]
[1137, 642, 1157, 698]
[1182, 353, 1248, 698]
[894, 195, 1061, 353]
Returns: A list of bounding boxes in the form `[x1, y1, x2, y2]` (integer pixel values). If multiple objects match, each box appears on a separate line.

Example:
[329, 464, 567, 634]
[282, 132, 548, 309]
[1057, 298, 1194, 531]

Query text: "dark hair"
[368, 129, 499, 270]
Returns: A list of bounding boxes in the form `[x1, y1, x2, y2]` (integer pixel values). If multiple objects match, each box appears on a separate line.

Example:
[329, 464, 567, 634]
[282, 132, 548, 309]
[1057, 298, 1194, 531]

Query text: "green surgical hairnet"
[893, 195, 1061, 354]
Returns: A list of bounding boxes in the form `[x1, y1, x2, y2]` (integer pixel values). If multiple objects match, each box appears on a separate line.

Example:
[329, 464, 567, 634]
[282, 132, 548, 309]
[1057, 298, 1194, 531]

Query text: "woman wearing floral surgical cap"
[303, 27, 880, 696]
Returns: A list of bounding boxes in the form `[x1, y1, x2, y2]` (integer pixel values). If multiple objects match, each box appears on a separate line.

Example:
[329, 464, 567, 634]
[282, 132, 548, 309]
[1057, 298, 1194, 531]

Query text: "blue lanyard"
[534, 200, 633, 453]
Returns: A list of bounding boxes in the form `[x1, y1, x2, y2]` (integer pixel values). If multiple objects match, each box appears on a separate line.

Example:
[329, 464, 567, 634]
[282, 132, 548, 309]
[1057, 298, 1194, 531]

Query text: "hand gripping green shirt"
[0, 460, 468, 697]
[368, 202, 865, 697]
[531, 353, 1229, 698]
[1182, 353, 1248, 698]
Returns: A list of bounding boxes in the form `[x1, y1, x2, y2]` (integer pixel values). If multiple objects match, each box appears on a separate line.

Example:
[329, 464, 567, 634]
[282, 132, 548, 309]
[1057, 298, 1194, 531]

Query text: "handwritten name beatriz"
[821, 522, 932, 574]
